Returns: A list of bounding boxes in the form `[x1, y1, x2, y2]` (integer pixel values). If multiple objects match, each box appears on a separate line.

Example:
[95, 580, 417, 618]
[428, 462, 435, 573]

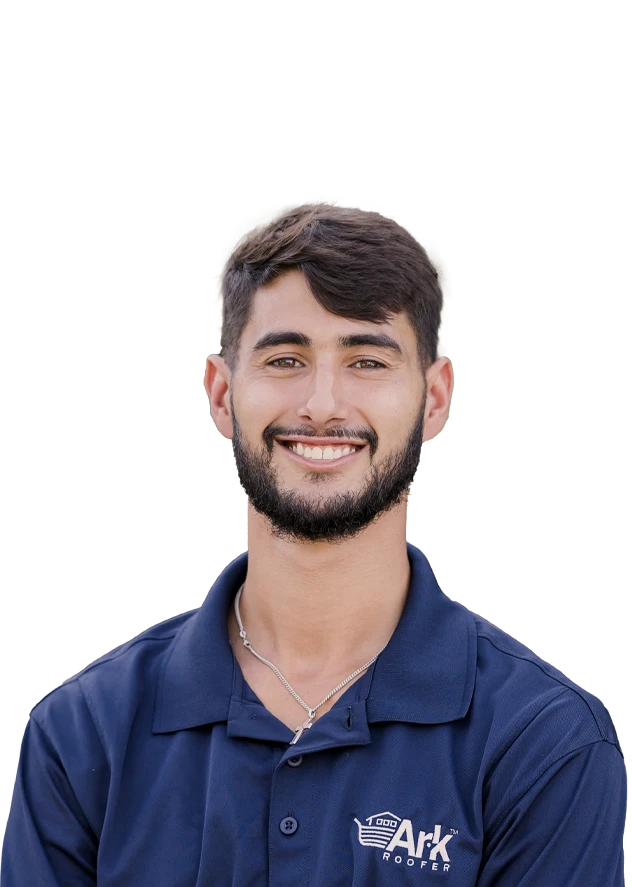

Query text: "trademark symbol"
[450, 828, 459, 835]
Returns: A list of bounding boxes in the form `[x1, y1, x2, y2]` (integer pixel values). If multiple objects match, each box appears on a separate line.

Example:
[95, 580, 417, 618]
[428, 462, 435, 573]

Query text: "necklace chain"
[233, 584, 389, 745]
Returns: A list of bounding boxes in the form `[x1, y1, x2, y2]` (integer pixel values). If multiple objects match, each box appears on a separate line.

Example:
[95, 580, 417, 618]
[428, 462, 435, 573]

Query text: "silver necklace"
[233, 583, 389, 745]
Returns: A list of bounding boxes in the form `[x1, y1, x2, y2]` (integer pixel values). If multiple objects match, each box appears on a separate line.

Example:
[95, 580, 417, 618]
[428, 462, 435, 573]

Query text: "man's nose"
[297, 366, 349, 428]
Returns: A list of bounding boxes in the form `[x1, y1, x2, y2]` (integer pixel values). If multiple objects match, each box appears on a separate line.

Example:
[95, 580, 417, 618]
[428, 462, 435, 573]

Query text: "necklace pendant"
[290, 715, 314, 746]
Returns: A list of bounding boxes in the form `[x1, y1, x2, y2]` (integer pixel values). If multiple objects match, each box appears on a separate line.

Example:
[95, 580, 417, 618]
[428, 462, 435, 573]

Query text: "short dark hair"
[219, 203, 443, 372]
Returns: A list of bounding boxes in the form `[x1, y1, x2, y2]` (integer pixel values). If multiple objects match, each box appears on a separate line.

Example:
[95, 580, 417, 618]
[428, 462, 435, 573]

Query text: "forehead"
[240, 269, 418, 354]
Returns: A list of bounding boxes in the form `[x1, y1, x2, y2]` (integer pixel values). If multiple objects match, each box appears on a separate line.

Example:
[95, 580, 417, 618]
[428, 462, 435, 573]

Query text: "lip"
[275, 439, 365, 470]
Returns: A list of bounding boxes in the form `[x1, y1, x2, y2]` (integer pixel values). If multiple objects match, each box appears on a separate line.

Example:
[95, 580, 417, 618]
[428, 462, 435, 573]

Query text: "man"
[1, 204, 626, 885]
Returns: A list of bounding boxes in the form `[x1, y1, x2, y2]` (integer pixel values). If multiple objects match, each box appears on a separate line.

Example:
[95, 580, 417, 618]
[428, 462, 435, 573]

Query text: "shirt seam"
[477, 632, 617, 748]
[487, 738, 622, 837]
[26, 633, 181, 719]
[76, 675, 112, 769]
[32, 718, 100, 846]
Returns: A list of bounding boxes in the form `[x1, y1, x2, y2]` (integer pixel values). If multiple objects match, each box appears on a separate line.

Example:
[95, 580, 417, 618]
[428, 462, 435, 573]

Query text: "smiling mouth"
[275, 438, 366, 466]
[276, 440, 365, 471]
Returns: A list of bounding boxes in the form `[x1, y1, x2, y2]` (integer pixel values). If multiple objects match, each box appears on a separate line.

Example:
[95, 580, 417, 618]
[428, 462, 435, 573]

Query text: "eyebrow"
[251, 331, 403, 357]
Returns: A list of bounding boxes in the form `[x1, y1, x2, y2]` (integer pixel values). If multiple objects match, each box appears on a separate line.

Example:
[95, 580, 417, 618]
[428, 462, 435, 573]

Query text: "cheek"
[244, 378, 289, 400]
[359, 386, 422, 451]
[235, 380, 294, 428]
[355, 383, 407, 424]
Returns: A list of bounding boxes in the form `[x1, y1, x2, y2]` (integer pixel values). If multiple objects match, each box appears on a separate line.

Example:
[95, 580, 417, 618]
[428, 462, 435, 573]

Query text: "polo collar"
[153, 543, 477, 734]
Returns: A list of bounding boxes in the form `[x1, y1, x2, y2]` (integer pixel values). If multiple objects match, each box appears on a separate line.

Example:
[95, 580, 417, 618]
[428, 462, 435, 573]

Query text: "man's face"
[228, 270, 428, 543]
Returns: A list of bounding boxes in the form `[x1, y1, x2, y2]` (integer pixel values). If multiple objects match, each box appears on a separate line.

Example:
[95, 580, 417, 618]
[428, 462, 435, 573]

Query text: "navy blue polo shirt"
[1, 544, 626, 885]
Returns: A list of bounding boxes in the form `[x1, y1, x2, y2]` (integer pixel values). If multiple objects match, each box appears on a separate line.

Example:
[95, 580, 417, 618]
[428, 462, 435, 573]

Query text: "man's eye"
[354, 357, 385, 370]
[267, 357, 385, 370]
[268, 357, 299, 370]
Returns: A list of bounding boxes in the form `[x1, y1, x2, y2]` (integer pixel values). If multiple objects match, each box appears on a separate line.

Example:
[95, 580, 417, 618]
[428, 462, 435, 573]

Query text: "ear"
[422, 357, 454, 443]
[204, 355, 233, 440]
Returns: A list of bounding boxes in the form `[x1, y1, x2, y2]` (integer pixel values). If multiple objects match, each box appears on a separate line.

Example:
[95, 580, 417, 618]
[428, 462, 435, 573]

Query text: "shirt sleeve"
[476, 739, 626, 886]
[1, 716, 99, 886]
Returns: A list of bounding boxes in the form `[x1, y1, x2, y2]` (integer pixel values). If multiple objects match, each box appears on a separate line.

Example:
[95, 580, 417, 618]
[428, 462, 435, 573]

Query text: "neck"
[236, 502, 411, 677]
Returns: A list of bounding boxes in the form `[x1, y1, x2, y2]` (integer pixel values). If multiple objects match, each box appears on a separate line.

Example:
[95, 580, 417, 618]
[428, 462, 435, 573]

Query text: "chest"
[96, 721, 485, 887]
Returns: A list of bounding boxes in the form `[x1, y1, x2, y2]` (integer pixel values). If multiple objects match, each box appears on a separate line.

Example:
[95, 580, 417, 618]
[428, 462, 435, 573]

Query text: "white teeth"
[286, 442, 358, 461]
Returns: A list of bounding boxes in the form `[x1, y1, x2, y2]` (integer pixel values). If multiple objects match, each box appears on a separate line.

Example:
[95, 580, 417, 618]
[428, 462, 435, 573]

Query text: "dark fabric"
[1, 544, 626, 885]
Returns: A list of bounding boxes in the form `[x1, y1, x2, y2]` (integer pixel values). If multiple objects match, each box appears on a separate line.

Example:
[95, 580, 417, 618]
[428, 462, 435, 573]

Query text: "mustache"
[263, 423, 379, 457]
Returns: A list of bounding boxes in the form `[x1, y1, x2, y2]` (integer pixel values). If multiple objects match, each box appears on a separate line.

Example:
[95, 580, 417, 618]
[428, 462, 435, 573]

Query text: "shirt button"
[287, 755, 303, 768]
[280, 816, 298, 835]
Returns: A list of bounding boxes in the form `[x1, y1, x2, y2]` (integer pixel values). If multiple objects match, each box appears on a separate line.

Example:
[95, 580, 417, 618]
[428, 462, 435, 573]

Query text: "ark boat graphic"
[354, 812, 401, 848]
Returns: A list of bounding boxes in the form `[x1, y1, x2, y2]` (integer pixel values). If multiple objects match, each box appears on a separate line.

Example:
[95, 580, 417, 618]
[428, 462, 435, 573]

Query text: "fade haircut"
[219, 203, 443, 372]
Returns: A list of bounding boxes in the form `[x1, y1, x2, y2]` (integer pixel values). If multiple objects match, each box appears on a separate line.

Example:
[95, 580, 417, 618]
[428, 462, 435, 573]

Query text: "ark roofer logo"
[354, 811, 457, 874]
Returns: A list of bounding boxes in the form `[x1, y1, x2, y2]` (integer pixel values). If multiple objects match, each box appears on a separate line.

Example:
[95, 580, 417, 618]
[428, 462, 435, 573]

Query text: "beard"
[229, 391, 427, 543]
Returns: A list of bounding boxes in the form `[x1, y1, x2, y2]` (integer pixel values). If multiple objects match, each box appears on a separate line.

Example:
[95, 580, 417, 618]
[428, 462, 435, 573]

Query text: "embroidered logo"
[354, 811, 457, 873]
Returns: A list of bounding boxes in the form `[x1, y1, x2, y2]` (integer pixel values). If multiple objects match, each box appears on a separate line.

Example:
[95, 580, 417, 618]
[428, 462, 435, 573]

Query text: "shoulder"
[471, 612, 620, 748]
[29, 608, 199, 747]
